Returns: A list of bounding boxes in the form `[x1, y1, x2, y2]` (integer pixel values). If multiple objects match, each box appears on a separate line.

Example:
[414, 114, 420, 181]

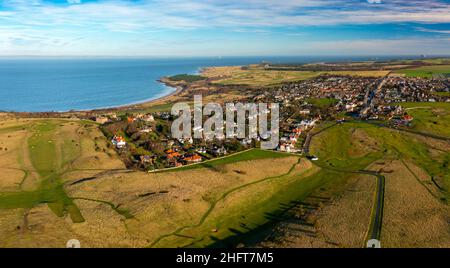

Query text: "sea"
[0, 56, 417, 112]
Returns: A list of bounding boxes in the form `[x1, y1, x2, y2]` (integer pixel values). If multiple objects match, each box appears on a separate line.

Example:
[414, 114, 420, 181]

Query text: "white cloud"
[1, 0, 449, 56]
[415, 27, 450, 34]
[2, 0, 450, 31]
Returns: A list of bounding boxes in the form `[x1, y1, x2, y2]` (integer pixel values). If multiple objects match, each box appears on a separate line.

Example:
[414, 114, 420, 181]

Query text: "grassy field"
[395, 102, 450, 137]
[0, 118, 125, 247]
[258, 174, 376, 248]
[393, 65, 450, 78]
[0, 120, 339, 248]
[1, 101, 449, 247]
[308, 118, 450, 247]
[168, 74, 206, 82]
[325, 70, 389, 77]
[203, 66, 321, 86]
[380, 160, 450, 247]
[306, 98, 339, 109]
[201, 66, 388, 87]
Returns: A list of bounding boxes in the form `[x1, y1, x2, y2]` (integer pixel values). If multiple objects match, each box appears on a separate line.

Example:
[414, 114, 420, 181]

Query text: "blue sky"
[1, 0, 449, 56]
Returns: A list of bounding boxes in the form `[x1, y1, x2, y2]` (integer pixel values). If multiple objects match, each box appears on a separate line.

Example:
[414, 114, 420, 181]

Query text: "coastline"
[93, 78, 183, 112]
[1, 76, 188, 118]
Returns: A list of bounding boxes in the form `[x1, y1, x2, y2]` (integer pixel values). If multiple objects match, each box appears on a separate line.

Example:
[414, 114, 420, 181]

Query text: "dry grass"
[315, 174, 375, 247]
[348, 128, 380, 158]
[202, 66, 320, 86]
[66, 157, 300, 246]
[326, 71, 389, 77]
[0, 118, 127, 247]
[381, 160, 450, 247]
[259, 174, 375, 248]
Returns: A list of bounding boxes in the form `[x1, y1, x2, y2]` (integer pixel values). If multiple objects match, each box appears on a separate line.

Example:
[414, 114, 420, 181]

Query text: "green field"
[394, 65, 450, 78]
[434, 92, 450, 97]
[0, 120, 84, 222]
[168, 74, 206, 82]
[310, 120, 450, 201]
[395, 102, 450, 137]
[306, 98, 339, 109]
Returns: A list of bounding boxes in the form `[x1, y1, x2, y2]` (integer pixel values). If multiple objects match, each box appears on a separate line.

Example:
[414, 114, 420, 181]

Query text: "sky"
[0, 0, 450, 56]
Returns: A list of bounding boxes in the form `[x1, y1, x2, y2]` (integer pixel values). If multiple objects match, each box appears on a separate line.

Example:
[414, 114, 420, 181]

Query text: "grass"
[202, 66, 321, 86]
[151, 159, 341, 247]
[325, 70, 389, 77]
[0, 119, 126, 228]
[394, 102, 450, 137]
[168, 74, 206, 82]
[310, 123, 383, 170]
[394, 65, 450, 78]
[381, 160, 450, 247]
[2, 103, 449, 247]
[306, 98, 339, 109]
[161, 148, 292, 172]
[202, 66, 389, 87]
[434, 92, 450, 97]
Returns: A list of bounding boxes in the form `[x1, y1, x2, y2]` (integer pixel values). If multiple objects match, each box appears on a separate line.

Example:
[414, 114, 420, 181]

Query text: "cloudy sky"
[1, 0, 449, 56]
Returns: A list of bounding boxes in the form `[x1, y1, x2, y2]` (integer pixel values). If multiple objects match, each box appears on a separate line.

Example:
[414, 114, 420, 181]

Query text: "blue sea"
[0, 56, 415, 112]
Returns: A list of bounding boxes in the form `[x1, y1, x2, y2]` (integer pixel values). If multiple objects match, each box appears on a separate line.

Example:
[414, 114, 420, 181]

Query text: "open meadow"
[393, 65, 450, 78]
[1, 100, 450, 248]
[305, 115, 450, 247]
[201, 66, 388, 87]
[0, 119, 330, 248]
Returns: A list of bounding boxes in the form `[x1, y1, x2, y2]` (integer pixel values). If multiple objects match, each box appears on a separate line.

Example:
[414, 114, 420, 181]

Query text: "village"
[92, 73, 450, 171]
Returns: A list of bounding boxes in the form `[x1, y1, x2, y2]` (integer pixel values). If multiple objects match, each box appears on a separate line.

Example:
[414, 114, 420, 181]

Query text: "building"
[183, 154, 202, 163]
[111, 135, 126, 149]
[140, 155, 154, 164]
[142, 114, 155, 122]
[94, 116, 110, 124]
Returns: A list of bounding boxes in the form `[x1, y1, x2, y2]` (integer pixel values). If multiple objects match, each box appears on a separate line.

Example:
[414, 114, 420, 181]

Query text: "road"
[359, 76, 388, 117]
[302, 122, 385, 246]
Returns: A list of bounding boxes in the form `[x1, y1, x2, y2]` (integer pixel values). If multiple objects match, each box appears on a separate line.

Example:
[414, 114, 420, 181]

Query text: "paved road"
[303, 122, 385, 245]
[369, 173, 385, 241]
[359, 77, 387, 117]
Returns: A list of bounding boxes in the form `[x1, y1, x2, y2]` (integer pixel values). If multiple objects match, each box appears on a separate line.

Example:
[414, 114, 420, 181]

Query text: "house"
[211, 146, 227, 156]
[142, 114, 155, 122]
[183, 154, 202, 163]
[196, 147, 207, 154]
[403, 115, 414, 122]
[139, 127, 152, 134]
[140, 155, 154, 164]
[167, 152, 181, 159]
[240, 138, 252, 146]
[292, 128, 302, 134]
[95, 116, 110, 124]
[111, 135, 126, 149]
